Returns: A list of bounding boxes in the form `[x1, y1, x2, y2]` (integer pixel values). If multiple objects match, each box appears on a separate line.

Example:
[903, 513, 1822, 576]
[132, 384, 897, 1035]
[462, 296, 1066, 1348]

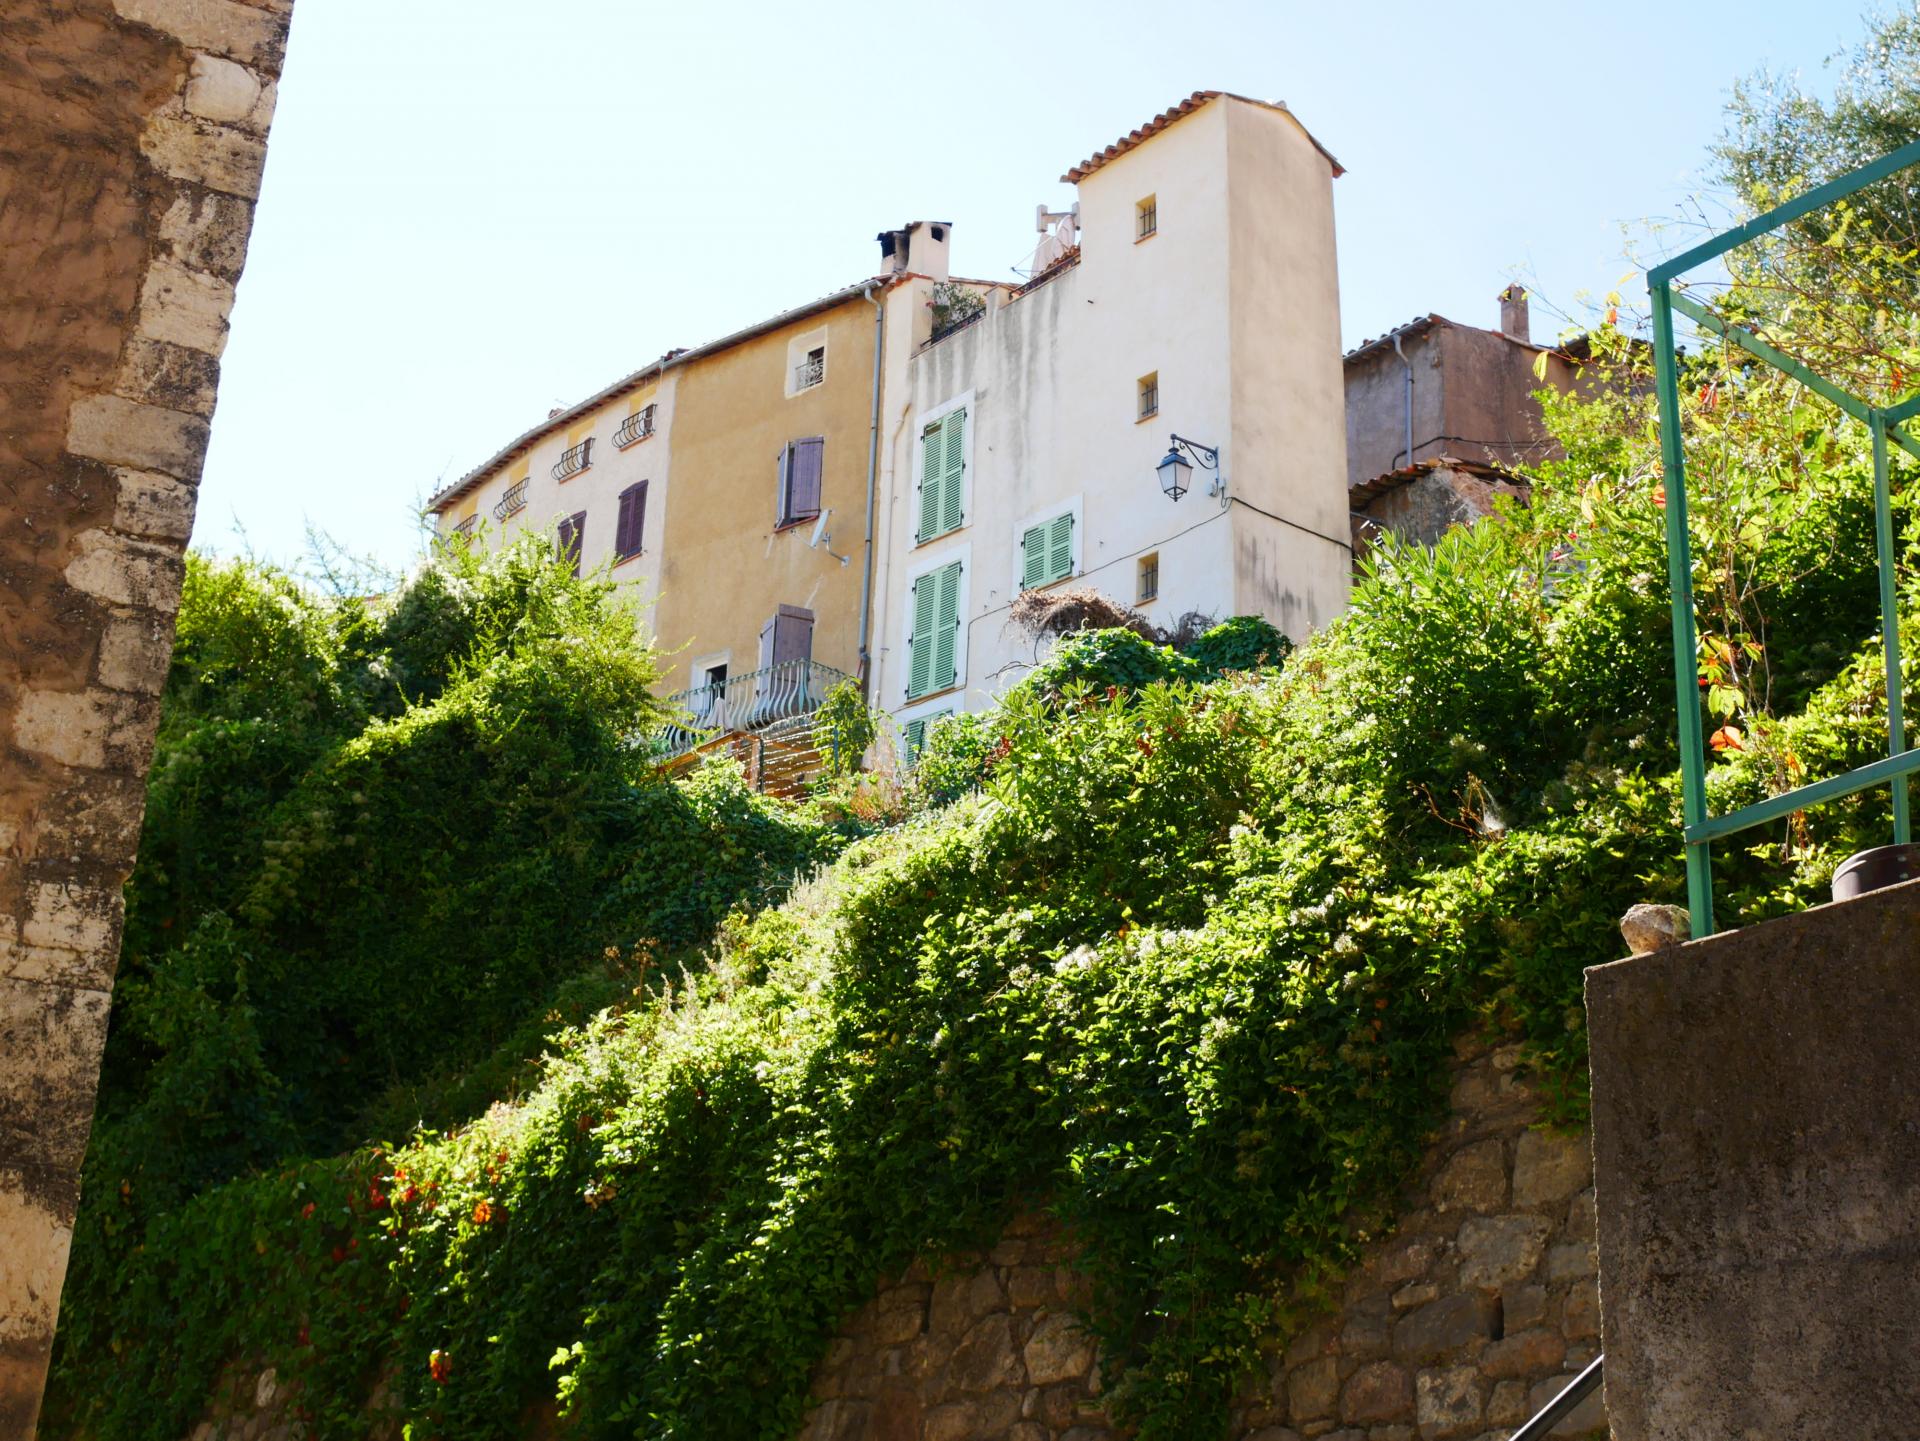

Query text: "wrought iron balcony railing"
[656, 659, 848, 760]
[614, 405, 655, 449]
[793, 354, 825, 391]
[492, 478, 528, 521]
[552, 438, 594, 483]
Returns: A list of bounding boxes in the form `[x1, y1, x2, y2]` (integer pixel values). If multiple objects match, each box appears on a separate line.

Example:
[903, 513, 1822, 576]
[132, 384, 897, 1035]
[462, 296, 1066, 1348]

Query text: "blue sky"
[198, 0, 1868, 569]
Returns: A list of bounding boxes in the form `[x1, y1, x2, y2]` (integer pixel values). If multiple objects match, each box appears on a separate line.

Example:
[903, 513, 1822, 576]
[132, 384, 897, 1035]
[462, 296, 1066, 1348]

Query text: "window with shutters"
[614, 481, 648, 563]
[906, 559, 963, 700]
[902, 710, 952, 763]
[1019, 512, 1076, 590]
[777, 437, 825, 527]
[916, 406, 967, 544]
[556, 511, 586, 577]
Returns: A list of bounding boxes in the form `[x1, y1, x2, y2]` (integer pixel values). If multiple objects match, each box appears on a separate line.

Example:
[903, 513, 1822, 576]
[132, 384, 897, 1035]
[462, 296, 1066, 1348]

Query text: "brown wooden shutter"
[615, 482, 647, 559]
[557, 511, 586, 576]
[771, 603, 814, 666]
[789, 437, 824, 520]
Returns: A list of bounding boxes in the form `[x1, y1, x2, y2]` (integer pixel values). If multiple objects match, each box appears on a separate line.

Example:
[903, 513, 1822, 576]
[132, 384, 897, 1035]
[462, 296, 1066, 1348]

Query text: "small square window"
[795, 347, 826, 391]
[1137, 372, 1159, 422]
[1136, 196, 1157, 242]
[1137, 552, 1159, 604]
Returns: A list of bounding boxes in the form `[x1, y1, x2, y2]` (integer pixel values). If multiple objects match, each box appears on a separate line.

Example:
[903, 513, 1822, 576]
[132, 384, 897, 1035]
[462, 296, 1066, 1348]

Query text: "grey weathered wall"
[1587, 878, 1920, 1441]
[0, 1, 292, 1432]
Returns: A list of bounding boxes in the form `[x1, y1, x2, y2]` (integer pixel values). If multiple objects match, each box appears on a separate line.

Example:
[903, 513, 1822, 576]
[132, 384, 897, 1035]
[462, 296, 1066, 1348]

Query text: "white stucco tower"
[868, 92, 1349, 745]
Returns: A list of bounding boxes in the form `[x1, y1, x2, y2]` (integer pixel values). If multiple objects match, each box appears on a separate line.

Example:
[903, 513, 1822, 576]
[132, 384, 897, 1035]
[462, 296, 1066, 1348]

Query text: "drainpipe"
[1390, 331, 1415, 471]
[856, 282, 885, 689]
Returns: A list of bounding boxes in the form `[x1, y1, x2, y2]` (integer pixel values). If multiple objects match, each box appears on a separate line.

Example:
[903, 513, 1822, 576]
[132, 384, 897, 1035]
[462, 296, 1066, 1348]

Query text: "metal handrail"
[1508, 1354, 1603, 1441]
[793, 355, 824, 390]
[614, 407, 655, 449]
[1651, 136, 1920, 936]
[492, 478, 528, 521]
[656, 659, 849, 759]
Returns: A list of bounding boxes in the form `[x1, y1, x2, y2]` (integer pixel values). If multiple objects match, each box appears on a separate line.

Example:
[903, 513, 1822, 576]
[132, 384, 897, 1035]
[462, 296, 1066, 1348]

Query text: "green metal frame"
[1652, 137, 1920, 937]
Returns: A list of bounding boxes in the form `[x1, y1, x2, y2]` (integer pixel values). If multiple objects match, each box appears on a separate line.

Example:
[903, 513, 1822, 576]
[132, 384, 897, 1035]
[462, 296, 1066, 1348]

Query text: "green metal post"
[1871, 412, 1911, 842]
[1651, 281, 1716, 936]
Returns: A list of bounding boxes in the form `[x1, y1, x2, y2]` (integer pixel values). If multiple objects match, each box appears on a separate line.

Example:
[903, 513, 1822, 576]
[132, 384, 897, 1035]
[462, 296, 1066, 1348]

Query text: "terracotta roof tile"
[1060, 90, 1343, 185]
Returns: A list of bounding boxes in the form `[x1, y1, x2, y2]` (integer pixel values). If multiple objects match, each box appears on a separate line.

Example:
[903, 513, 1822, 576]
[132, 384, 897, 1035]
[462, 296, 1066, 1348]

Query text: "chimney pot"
[1499, 284, 1530, 343]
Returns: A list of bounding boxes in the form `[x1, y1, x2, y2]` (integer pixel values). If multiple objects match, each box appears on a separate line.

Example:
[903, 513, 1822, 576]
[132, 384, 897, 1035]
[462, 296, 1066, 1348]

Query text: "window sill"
[613, 433, 654, 451]
[906, 682, 963, 706]
[555, 467, 592, 483]
[1135, 230, 1157, 244]
[774, 514, 820, 534]
[913, 525, 965, 549]
[1136, 410, 1159, 425]
[611, 550, 646, 569]
[1136, 594, 1158, 606]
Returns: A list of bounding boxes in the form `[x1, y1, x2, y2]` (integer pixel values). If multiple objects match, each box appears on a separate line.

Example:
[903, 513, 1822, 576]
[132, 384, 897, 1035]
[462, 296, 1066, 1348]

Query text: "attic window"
[1136, 195, 1157, 242]
[794, 347, 826, 391]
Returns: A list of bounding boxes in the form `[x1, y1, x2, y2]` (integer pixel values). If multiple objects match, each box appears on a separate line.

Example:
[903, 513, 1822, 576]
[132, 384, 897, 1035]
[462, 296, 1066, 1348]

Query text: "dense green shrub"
[1183, 614, 1292, 677]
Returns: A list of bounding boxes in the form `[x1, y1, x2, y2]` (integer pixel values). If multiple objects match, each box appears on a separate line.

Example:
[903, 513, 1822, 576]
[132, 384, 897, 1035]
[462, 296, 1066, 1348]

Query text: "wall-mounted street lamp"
[1157, 434, 1221, 502]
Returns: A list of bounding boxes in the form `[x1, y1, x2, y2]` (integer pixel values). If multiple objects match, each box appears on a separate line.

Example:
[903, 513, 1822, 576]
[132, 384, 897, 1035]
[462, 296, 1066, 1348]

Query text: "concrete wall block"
[139, 114, 268, 200]
[12, 687, 158, 773]
[136, 256, 236, 357]
[111, 0, 289, 66]
[0, 1165, 79, 1345]
[67, 394, 210, 478]
[158, 189, 255, 281]
[97, 609, 177, 695]
[32, 774, 149, 872]
[65, 528, 187, 612]
[114, 467, 200, 542]
[21, 882, 117, 958]
[0, 978, 112, 1172]
[114, 335, 222, 418]
[184, 53, 264, 125]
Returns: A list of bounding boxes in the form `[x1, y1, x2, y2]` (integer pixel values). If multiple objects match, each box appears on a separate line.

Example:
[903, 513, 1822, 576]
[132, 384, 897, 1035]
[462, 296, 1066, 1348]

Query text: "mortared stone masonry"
[0, 1, 294, 1432]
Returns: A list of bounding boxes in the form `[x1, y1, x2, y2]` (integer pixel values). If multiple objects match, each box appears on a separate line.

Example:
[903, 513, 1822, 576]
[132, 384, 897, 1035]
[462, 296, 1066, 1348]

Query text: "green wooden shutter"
[930, 561, 961, 691]
[1046, 512, 1074, 583]
[903, 717, 927, 760]
[908, 572, 937, 698]
[1020, 524, 1047, 589]
[938, 409, 966, 534]
[917, 427, 941, 543]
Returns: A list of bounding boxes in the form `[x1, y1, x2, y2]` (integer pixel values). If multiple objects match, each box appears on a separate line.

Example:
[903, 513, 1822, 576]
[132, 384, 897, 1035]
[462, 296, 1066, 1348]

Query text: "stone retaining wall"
[0, 1, 293, 1431]
[798, 1036, 1605, 1441]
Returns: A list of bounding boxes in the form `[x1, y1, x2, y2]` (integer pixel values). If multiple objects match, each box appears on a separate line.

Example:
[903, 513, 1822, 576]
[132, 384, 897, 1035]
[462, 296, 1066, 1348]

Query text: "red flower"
[300, 1202, 315, 1220]
[401, 1185, 420, 1205]
[367, 1185, 387, 1210]
[1135, 735, 1155, 756]
[297, 1326, 311, 1347]
[429, 1350, 451, 1385]
[330, 1246, 346, 1264]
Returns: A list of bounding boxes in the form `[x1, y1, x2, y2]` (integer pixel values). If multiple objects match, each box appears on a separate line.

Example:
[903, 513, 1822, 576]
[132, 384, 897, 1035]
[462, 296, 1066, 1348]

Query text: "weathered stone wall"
[167, 1038, 1605, 1441]
[800, 1037, 1605, 1441]
[1588, 878, 1920, 1441]
[0, 1, 292, 1431]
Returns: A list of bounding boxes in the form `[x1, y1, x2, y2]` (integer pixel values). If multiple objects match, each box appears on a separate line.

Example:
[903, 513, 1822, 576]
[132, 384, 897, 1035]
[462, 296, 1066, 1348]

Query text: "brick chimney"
[1499, 284, 1530, 343]
[876, 221, 951, 283]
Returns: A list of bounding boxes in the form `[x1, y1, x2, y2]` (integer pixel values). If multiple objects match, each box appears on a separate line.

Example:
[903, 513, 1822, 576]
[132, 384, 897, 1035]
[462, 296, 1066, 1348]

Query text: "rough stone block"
[1023, 1311, 1094, 1386]
[113, 335, 222, 418]
[944, 1314, 1020, 1393]
[1414, 1367, 1482, 1438]
[1524, 1372, 1605, 1437]
[0, 1164, 79, 1344]
[0, 978, 111, 1170]
[1287, 1356, 1339, 1422]
[112, 0, 289, 65]
[1500, 1283, 1547, 1333]
[1487, 1378, 1531, 1428]
[1340, 1308, 1391, 1360]
[32, 773, 148, 869]
[1392, 1293, 1496, 1364]
[139, 115, 268, 199]
[1510, 1129, 1589, 1209]
[158, 189, 255, 280]
[65, 529, 186, 612]
[1339, 1360, 1412, 1424]
[185, 53, 264, 124]
[20, 881, 118, 960]
[137, 257, 236, 357]
[13, 687, 156, 772]
[1560, 1278, 1599, 1341]
[97, 609, 177, 695]
[1543, 1242, 1594, 1282]
[113, 467, 199, 542]
[1454, 1215, 1548, 1290]
[1476, 1328, 1564, 1380]
[1431, 1138, 1505, 1213]
[67, 394, 210, 478]
[928, 1270, 1005, 1341]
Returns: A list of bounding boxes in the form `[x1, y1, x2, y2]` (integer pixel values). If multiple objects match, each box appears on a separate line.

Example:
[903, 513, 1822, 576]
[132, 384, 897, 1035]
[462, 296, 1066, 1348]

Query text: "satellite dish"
[808, 508, 832, 548]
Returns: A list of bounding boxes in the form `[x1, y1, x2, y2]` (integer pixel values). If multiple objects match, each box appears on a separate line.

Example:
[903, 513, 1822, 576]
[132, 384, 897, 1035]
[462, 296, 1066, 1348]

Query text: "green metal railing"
[1652, 137, 1920, 937]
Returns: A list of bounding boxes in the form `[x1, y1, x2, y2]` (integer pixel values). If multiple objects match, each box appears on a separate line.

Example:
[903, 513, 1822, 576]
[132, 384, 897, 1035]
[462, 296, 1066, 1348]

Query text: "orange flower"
[471, 1199, 495, 1225]
[429, 1350, 451, 1385]
[1652, 483, 1667, 507]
